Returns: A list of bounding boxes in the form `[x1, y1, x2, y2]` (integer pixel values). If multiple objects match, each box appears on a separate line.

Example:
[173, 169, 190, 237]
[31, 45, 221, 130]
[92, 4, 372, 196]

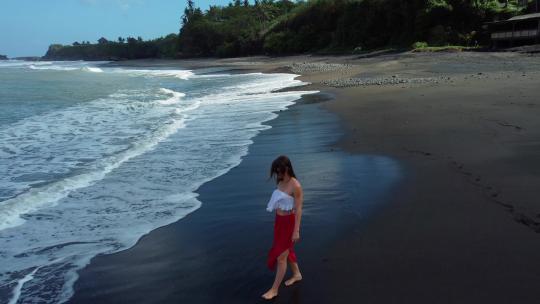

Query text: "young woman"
[262, 155, 303, 300]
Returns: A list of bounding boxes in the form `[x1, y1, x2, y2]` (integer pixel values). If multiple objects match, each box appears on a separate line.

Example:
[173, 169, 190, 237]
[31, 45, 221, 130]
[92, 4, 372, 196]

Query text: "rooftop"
[487, 12, 540, 25]
[508, 12, 540, 21]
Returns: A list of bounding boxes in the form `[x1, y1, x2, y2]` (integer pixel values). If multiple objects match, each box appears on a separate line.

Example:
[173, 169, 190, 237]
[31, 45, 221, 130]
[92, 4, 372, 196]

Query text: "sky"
[0, 0, 222, 58]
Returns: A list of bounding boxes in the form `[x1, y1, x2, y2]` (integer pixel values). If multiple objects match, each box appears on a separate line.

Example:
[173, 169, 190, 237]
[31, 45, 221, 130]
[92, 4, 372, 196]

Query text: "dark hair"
[269, 155, 296, 184]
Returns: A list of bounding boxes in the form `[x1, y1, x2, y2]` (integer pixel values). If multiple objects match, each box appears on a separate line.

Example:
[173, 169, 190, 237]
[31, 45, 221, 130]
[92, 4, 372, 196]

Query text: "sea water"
[0, 60, 317, 303]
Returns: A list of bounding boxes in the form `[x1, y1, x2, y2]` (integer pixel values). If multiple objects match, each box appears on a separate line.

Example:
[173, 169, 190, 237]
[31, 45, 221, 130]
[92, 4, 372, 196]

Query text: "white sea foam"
[12, 61, 110, 73]
[0, 69, 317, 303]
[0, 60, 194, 80]
[0, 60, 53, 68]
[8, 266, 40, 304]
[0, 117, 186, 231]
[158, 88, 186, 105]
[82, 66, 103, 73]
[0, 88, 189, 231]
[29, 64, 78, 71]
[188, 72, 262, 79]
[108, 68, 194, 79]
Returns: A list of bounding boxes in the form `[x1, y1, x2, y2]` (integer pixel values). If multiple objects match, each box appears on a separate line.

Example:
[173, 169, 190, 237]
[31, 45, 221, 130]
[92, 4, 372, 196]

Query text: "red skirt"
[267, 213, 298, 271]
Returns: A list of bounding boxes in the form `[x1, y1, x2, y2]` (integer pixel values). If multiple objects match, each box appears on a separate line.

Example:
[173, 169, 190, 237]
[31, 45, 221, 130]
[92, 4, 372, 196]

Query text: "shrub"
[412, 41, 429, 49]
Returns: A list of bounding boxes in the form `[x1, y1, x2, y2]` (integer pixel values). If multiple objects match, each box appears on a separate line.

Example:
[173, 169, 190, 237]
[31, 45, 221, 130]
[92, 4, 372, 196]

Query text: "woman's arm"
[292, 181, 303, 242]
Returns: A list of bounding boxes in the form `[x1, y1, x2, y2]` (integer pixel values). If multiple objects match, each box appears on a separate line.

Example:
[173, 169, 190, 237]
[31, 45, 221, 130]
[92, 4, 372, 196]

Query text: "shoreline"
[73, 51, 540, 303]
[69, 74, 403, 302]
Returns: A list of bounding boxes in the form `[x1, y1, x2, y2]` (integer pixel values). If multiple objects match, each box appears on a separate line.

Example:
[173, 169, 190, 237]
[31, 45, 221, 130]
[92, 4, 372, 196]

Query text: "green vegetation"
[412, 41, 429, 49]
[411, 43, 481, 52]
[177, 0, 296, 57]
[43, 34, 178, 60]
[44, 0, 530, 60]
[178, 0, 526, 57]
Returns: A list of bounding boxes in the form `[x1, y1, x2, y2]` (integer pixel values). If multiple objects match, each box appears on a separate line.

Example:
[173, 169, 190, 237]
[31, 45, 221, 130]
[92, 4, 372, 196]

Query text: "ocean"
[0, 60, 317, 303]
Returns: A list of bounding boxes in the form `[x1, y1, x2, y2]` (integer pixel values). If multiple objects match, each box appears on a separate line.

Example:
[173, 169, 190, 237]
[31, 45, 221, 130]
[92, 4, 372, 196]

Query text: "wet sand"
[70, 92, 402, 303]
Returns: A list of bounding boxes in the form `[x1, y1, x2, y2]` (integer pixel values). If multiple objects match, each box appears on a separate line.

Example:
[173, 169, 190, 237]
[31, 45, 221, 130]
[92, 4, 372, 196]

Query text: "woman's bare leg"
[262, 250, 289, 300]
[284, 261, 302, 286]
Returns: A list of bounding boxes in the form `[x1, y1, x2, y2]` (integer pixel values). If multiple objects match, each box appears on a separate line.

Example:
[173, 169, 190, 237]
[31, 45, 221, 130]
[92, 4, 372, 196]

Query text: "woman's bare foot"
[284, 274, 302, 286]
[261, 289, 278, 300]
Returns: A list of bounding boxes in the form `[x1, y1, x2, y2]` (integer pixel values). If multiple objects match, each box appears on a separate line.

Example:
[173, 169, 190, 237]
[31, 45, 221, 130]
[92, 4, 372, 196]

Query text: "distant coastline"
[43, 34, 178, 61]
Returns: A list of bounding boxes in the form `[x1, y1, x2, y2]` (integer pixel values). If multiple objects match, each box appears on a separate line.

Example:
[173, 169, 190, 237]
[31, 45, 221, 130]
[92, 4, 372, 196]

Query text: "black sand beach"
[71, 51, 540, 303]
[70, 92, 402, 303]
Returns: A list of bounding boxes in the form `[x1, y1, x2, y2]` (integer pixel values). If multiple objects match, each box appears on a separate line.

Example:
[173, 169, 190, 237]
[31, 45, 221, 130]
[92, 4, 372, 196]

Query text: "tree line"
[178, 0, 526, 56]
[43, 34, 178, 60]
[44, 0, 528, 60]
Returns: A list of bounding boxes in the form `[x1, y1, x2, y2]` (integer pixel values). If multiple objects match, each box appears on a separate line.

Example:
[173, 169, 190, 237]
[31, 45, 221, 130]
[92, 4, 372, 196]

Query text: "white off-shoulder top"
[266, 189, 295, 212]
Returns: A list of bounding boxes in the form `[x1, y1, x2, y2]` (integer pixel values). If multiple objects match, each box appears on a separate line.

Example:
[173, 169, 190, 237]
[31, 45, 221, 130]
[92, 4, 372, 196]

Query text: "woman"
[262, 155, 304, 300]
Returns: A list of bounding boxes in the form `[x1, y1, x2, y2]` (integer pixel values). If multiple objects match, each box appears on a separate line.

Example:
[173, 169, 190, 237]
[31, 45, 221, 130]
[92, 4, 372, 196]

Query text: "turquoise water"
[0, 60, 317, 303]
